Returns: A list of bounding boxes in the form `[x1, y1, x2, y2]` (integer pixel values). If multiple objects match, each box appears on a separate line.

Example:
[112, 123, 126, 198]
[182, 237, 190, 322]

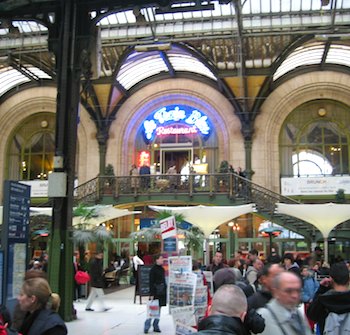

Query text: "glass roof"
[0, 65, 51, 97]
[274, 42, 350, 81]
[1, 0, 350, 97]
[117, 46, 217, 90]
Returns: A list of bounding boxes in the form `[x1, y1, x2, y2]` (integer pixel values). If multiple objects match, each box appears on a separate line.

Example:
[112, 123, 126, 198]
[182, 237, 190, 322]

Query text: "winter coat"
[257, 298, 312, 335]
[19, 308, 67, 335]
[197, 315, 247, 335]
[301, 276, 319, 303]
[307, 287, 350, 334]
[89, 258, 104, 288]
[149, 264, 167, 306]
[247, 290, 272, 310]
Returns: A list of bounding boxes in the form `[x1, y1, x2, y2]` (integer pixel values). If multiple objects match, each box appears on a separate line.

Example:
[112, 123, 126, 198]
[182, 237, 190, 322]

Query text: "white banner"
[20, 180, 48, 197]
[281, 176, 350, 196]
[160, 216, 177, 239]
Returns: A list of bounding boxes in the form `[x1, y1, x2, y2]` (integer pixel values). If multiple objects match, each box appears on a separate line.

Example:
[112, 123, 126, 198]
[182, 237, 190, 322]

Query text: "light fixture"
[318, 108, 327, 117]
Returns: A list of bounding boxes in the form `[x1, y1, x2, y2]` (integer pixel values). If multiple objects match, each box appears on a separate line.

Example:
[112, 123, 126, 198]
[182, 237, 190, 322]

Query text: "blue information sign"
[1, 181, 30, 305]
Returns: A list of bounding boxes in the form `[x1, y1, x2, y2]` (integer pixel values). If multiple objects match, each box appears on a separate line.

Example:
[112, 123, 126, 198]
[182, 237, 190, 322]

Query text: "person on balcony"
[130, 164, 140, 192]
[140, 163, 151, 190]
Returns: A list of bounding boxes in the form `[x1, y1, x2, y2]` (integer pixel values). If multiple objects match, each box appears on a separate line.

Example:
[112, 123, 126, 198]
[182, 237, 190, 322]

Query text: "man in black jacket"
[248, 263, 283, 310]
[307, 262, 350, 334]
[85, 251, 110, 312]
[197, 284, 247, 334]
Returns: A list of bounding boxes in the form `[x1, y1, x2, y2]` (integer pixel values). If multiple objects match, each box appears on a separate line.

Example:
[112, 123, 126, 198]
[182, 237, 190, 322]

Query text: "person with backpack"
[307, 261, 350, 335]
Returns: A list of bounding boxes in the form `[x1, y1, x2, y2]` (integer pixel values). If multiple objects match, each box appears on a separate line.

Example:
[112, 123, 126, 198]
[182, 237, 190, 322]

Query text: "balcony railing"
[74, 173, 298, 210]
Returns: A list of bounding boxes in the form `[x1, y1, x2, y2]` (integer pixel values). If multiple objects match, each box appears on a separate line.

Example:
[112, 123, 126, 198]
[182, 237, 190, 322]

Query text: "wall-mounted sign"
[143, 105, 211, 143]
[281, 176, 350, 195]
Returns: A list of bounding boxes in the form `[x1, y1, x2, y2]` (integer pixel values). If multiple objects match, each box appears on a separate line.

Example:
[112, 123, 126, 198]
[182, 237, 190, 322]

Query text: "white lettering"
[156, 126, 198, 136]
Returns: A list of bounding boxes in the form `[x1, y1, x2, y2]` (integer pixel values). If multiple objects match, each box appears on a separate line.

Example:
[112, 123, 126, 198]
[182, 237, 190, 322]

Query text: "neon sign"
[138, 150, 150, 167]
[143, 105, 211, 143]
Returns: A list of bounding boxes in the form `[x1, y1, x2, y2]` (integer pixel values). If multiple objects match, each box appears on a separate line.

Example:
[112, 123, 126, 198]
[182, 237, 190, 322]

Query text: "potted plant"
[218, 160, 229, 190]
[104, 164, 115, 194]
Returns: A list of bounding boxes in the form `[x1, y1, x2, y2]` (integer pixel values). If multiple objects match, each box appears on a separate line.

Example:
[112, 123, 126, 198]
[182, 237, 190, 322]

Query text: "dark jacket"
[150, 264, 167, 306]
[19, 308, 67, 335]
[206, 262, 228, 274]
[247, 290, 272, 310]
[307, 286, 350, 334]
[197, 315, 246, 335]
[89, 257, 104, 288]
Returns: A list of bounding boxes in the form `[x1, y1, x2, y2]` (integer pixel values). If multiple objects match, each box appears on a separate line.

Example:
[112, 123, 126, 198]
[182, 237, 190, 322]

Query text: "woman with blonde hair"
[17, 277, 67, 335]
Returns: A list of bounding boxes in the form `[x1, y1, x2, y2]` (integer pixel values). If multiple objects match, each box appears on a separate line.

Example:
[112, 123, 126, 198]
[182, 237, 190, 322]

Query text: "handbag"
[147, 299, 160, 318]
[75, 270, 91, 285]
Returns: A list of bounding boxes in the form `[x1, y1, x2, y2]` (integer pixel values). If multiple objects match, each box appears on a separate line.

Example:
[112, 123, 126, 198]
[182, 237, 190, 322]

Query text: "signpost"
[1, 181, 30, 307]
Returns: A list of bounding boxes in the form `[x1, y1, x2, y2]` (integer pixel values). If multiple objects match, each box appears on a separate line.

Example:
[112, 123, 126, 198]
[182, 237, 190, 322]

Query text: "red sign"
[160, 216, 177, 239]
[138, 150, 150, 167]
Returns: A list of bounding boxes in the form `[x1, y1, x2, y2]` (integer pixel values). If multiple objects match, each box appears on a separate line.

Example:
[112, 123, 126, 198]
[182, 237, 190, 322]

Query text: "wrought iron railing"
[74, 173, 299, 212]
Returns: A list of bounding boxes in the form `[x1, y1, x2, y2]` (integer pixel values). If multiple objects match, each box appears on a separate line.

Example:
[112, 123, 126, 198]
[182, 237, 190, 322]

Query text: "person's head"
[272, 271, 302, 310]
[253, 258, 264, 271]
[213, 268, 236, 291]
[259, 263, 283, 291]
[213, 251, 223, 265]
[314, 246, 323, 255]
[283, 253, 294, 267]
[301, 266, 312, 278]
[18, 277, 61, 313]
[210, 284, 247, 322]
[24, 269, 47, 281]
[95, 251, 103, 259]
[154, 254, 163, 265]
[330, 262, 350, 286]
[248, 249, 258, 262]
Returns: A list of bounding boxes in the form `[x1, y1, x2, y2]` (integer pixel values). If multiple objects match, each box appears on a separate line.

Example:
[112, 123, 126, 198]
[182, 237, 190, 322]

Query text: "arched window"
[7, 113, 55, 180]
[280, 100, 350, 177]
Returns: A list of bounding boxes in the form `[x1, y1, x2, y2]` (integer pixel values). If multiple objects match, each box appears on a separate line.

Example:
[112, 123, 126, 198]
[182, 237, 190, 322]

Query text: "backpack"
[323, 312, 350, 334]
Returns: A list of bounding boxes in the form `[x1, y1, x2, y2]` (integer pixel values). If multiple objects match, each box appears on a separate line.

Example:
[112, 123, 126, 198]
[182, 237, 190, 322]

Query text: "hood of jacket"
[318, 290, 350, 314]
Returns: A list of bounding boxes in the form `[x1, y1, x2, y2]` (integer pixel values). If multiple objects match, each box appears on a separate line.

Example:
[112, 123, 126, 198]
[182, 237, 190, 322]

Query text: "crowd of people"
[192, 248, 350, 335]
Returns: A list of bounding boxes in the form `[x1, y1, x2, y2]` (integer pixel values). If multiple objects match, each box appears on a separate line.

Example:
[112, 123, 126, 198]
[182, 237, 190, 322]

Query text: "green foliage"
[129, 210, 205, 254]
[219, 160, 229, 173]
[335, 188, 346, 203]
[72, 203, 113, 257]
[105, 164, 115, 176]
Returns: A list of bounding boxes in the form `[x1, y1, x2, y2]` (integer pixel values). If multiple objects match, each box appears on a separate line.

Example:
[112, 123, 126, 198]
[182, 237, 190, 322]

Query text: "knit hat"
[213, 268, 236, 290]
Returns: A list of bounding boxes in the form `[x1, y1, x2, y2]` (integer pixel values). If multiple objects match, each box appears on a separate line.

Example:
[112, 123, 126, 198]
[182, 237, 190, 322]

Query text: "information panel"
[1, 180, 30, 304]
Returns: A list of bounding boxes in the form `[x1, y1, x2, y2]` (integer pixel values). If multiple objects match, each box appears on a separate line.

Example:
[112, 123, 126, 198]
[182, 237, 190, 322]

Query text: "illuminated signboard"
[138, 150, 150, 167]
[143, 105, 211, 143]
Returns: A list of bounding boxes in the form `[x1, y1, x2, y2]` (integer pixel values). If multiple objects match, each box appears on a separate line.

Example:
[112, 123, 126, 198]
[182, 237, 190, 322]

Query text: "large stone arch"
[0, 87, 98, 200]
[253, 71, 350, 192]
[107, 78, 244, 175]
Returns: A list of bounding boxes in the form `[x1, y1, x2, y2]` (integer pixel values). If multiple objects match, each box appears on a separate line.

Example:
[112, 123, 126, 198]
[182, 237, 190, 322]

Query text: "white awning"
[149, 204, 256, 237]
[276, 202, 350, 238]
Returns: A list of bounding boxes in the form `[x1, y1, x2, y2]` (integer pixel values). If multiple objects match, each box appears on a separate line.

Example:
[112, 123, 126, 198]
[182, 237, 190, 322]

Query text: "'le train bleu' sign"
[143, 105, 211, 143]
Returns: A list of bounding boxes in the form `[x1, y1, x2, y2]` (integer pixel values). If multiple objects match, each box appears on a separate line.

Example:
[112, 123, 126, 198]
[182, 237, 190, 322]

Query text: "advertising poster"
[168, 256, 192, 274]
[168, 271, 197, 311]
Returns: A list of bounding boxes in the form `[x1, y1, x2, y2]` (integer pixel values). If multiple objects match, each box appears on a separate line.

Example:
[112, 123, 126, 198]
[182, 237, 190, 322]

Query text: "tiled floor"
[67, 286, 175, 335]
